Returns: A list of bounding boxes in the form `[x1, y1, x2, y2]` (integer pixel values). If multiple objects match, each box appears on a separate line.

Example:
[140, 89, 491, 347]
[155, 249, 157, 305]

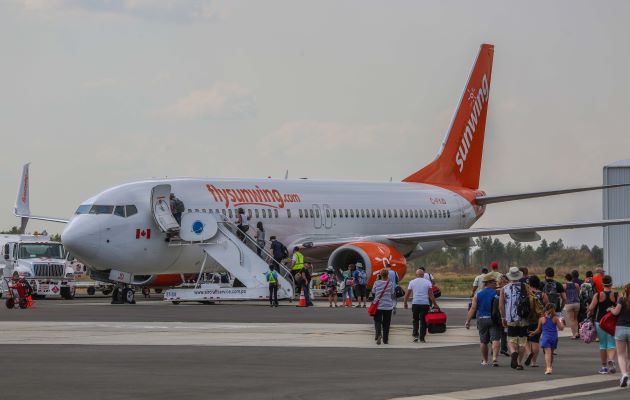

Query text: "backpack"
[543, 280, 562, 312]
[579, 318, 597, 343]
[491, 294, 501, 326]
[580, 282, 595, 304]
[174, 199, 185, 213]
[357, 270, 368, 285]
[528, 292, 544, 323]
[516, 283, 531, 319]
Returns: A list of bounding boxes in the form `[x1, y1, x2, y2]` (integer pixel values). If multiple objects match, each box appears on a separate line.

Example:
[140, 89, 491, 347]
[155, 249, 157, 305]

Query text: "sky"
[1, 0, 629, 246]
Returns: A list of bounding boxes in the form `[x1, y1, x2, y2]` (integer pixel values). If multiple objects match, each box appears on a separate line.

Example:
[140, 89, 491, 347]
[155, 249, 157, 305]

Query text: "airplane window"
[74, 204, 92, 215]
[89, 205, 114, 214]
[315, 209, 320, 218]
[222, 209, 227, 216]
[414, 210, 418, 218]
[309, 209, 314, 218]
[209, 209, 214, 213]
[299, 209, 303, 218]
[333, 209, 337, 218]
[326, 209, 330, 218]
[274, 209, 279, 218]
[350, 209, 355, 218]
[125, 204, 137, 216]
[247, 209, 252, 218]
[202, 209, 207, 213]
[433, 210, 437, 218]
[344, 209, 348, 218]
[387, 209, 392, 218]
[195, 209, 199, 212]
[424, 210, 428, 218]
[262, 209, 267, 218]
[355, 209, 360, 218]
[228, 209, 233, 218]
[215, 209, 220, 215]
[399, 209, 403, 218]
[377, 209, 381, 218]
[447, 210, 451, 218]
[114, 206, 125, 217]
[404, 210, 408, 218]
[360, 209, 365, 218]
[255, 209, 260, 218]
[287, 209, 291, 218]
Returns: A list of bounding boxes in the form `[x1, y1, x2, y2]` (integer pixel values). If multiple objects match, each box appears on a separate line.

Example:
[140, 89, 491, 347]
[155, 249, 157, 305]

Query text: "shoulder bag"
[368, 281, 390, 317]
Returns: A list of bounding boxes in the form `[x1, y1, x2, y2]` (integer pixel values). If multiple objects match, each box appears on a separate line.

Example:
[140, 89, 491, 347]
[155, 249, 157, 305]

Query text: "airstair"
[150, 185, 295, 303]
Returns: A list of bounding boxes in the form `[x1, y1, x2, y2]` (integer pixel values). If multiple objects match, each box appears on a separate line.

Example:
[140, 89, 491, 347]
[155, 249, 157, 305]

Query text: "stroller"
[4, 277, 34, 309]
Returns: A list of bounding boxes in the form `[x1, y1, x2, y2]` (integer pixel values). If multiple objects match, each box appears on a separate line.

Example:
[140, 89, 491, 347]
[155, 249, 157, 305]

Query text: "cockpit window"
[114, 206, 125, 217]
[125, 205, 138, 217]
[89, 205, 114, 214]
[75, 204, 92, 215]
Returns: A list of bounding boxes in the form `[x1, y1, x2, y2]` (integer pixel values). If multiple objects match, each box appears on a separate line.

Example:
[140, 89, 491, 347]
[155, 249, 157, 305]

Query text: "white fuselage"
[61, 178, 484, 274]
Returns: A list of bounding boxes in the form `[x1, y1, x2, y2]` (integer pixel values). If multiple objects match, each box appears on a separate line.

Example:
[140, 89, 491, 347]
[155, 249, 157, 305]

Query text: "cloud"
[157, 82, 256, 120]
[15, 0, 229, 22]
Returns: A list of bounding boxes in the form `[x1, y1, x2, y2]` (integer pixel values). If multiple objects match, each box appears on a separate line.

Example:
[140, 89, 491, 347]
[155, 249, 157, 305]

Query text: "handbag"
[599, 312, 618, 336]
[579, 318, 597, 343]
[432, 286, 442, 299]
[368, 281, 390, 317]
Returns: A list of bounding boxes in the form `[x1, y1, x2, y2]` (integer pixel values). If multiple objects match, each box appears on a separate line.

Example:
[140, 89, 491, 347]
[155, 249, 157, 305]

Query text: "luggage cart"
[4, 277, 34, 309]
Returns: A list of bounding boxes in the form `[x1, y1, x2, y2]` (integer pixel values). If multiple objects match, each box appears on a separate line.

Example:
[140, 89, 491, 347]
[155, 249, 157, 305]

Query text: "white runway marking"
[390, 374, 619, 400]
[0, 321, 479, 349]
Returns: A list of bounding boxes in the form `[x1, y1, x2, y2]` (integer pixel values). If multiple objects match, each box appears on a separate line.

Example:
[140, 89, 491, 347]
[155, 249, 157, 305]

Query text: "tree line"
[414, 237, 603, 272]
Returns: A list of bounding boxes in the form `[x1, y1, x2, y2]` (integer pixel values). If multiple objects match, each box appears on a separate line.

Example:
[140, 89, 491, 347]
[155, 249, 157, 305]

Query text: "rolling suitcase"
[426, 307, 447, 334]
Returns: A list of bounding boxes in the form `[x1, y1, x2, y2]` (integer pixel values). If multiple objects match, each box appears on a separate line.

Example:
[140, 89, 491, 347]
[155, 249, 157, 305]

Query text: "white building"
[604, 158, 630, 285]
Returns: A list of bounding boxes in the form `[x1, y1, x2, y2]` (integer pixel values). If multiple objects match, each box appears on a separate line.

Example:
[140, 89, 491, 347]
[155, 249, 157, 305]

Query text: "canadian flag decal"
[135, 229, 151, 239]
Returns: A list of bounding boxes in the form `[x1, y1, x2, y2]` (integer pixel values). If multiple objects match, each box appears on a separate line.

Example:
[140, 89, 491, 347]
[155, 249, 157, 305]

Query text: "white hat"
[506, 267, 523, 281]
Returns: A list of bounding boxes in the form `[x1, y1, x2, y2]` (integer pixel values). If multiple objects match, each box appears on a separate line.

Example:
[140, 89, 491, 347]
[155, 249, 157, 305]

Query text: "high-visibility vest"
[266, 271, 278, 284]
[292, 251, 305, 271]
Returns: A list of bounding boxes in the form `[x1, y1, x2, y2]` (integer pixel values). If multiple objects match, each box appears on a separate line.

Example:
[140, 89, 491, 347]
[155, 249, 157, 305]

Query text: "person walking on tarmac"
[265, 267, 279, 307]
[301, 268, 314, 307]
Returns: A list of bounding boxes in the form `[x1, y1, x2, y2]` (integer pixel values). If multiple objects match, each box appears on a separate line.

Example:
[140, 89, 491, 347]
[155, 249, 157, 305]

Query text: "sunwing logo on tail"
[455, 74, 490, 173]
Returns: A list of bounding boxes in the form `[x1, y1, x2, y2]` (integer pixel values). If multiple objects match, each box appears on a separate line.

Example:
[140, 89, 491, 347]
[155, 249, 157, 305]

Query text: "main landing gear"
[111, 284, 136, 305]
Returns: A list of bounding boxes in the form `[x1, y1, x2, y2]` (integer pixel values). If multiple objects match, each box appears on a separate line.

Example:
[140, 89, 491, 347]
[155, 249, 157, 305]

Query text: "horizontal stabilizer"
[475, 183, 630, 206]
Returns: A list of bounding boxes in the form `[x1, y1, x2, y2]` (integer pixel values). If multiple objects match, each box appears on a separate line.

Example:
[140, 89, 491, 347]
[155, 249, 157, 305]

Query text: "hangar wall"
[604, 158, 630, 285]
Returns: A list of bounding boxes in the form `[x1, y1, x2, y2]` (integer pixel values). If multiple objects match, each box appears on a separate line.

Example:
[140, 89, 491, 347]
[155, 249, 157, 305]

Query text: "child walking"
[530, 303, 565, 375]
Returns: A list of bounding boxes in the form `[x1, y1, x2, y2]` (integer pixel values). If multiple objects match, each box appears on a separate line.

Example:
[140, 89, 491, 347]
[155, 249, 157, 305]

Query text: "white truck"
[1, 234, 76, 299]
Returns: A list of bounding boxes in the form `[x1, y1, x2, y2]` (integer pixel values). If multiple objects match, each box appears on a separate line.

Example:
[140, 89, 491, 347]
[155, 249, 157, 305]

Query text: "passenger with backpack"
[579, 277, 595, 323]
[563, 273, 581, 339]
[587, 275, 618, 374]
[465, 274, 502, 367]
[169, 193, 185, 225]
[269, 236, 287, 271]
[352, 262, 368, 308]
[524, 275, 548, 368]
[542, 267, 566, 313]
[499, 267, 530, 370]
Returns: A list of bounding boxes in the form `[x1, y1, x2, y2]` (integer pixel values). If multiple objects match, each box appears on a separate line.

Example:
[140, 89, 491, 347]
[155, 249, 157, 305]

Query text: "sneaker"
[510, 352, 518, 369]
[413, 337, 419, 343]
[608, 361, 617, 374]
[620, 375, 628, 388]
[376, 335, 382, 345]
[598, 367, 609, 374]
[420, 339, 426, 343]
[524, 353, 533, 367]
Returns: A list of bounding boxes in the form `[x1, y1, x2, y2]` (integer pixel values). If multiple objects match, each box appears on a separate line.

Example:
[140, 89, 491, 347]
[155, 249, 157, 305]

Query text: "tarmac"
[1, 296, 628, 400]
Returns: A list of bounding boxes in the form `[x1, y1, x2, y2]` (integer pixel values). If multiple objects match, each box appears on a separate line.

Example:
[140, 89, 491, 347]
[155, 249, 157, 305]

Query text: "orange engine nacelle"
[327, 242, 407, 287]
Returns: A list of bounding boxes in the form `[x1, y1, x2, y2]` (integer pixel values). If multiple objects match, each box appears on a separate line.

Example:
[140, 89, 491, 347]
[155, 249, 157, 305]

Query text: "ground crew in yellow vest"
[265, 267, 279, 307]
[291, 247, 305, 296]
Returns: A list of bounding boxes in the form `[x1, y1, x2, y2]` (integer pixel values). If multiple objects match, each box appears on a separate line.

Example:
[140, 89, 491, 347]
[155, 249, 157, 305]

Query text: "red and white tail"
[404, 44, 494, 190]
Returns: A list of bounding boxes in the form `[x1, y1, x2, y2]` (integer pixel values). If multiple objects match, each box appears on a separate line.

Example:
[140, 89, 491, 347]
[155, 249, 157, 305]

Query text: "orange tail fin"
[403, 44, 494, 190]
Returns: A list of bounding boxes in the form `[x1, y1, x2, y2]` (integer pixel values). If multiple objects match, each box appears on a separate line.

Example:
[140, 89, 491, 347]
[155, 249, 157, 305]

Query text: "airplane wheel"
[123, 288, 135, 304]
[61, 287, 75, 300]
[6, 298, 15, 309]
[87, 287, 96, 296]
[19, 298, 28, 309]
[172, 301, 181, 305]
[199, 301, 213, 305]
[154, 288, 163, 294]
[102, 288, 113, 296]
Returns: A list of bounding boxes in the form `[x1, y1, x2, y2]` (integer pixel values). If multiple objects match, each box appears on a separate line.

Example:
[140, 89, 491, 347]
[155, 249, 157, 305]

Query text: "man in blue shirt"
[465, 274, 501, 367]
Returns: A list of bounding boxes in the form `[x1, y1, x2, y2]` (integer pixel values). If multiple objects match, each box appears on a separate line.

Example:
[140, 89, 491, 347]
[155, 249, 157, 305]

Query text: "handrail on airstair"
[215, 214, 296, 298]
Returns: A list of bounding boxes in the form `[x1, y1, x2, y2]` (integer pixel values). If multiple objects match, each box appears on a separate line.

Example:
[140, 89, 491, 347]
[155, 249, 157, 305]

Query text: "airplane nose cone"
[62, 217, 101, 261]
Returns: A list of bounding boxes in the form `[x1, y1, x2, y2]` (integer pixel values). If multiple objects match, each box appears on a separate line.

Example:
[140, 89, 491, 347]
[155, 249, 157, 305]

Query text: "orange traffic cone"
[296, 288, 306, 307]
[345, 294, 352, 307]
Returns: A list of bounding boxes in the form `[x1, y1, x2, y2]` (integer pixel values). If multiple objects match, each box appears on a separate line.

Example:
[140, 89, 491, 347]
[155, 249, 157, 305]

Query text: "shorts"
[477, 317, 502, 344]
[595, 322, 617, 350]
[563, 303, 580, 313]
[355, 284, 367, 297]
[527, 323, 541, 344]
[507, 320, 528, 346]
[540, 335, 558, 350]
[615, 325, 630, 342]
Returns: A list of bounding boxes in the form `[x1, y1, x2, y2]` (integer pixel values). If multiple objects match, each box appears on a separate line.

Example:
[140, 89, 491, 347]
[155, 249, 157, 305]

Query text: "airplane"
[13, 43, 630, 304]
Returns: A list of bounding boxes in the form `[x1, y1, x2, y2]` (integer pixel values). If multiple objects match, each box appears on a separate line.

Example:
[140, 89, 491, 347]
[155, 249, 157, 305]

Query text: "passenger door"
[322, 204, 333, 229]
[151, 184, 180, 233]
[312, 204, 322, 229]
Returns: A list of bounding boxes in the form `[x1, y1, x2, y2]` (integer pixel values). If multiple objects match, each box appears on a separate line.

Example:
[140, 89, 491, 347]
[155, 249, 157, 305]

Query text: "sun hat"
[506, 266, 523, 281]
[483, 274, 497, 283]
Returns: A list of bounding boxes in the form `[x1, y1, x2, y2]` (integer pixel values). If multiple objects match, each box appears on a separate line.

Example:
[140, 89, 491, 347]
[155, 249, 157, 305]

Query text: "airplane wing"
[475, 183, 630, 206]
[296, 218, 630, 248]
[13, 213, 69, 224]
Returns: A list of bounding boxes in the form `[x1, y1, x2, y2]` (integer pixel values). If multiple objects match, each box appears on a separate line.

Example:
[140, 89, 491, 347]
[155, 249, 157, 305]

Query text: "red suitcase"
[426, 307, 447, 334]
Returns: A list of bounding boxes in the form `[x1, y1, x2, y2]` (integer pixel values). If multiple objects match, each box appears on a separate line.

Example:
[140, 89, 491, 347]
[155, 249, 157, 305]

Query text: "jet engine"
[327, 242, 407, 286]
[131, 274, 189, 288]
